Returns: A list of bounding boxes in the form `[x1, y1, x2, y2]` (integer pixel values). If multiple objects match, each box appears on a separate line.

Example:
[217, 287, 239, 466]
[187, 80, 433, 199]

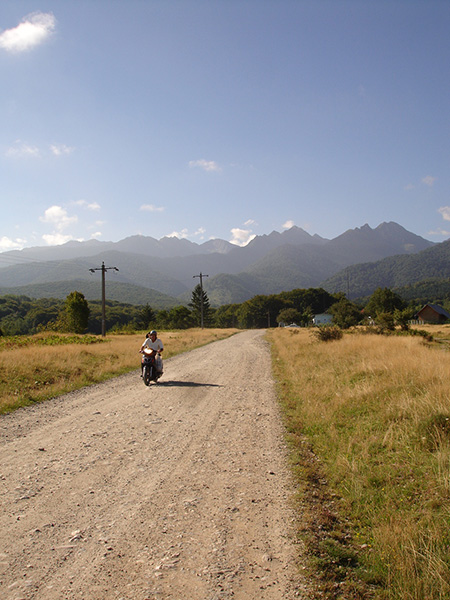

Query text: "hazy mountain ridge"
[322, 239, 450, 299]
[0, 222, 436, 305]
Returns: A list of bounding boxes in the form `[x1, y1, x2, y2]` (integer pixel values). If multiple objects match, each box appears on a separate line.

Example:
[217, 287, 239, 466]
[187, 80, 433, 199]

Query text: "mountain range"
[0, 222, 440, 306]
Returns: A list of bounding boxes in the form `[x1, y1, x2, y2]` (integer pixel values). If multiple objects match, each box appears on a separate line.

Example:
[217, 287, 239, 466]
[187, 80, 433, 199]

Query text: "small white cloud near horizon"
[0, 12, 56, 53]
[438, 206, 450, 222]
[5, 141, 40, 158]
[428, 227, 450, 237]
[167, 229, 189, 239]
[0, 236, 27, 252]
[230, 228, 256, 247]
[90, 232, 102, 239]
[140, 204, 165, 212]
[51, 144, 74, 156]
[282, 220, 295, 229]
[189, 159, 221, 172]
[422, 175, 436, 187]
[42, 233, 77, 246]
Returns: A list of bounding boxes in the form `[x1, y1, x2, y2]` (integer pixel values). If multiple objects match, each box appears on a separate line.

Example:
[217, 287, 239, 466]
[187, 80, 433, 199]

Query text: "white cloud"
[91, 232, 102, 239]
[438, 206, 450, 222]
[230, 228, 256, 246]
[0, 236, 27, 252]
[427, 227, 450, 237]
[0, 12, 56, 53]
[40, 205, 77, 228]
[75, 200, 101, 211]
[167, 229, 189, 239]
[244, 219, 255, 226]
[164, 227, 205, 240]
[6, 141, 75, 158]
[42, 233, 75, 246]
[422, 175, 436, 187]
[282, 220, 295, 229]
[404, 183, 414, 190]
[5, 141, 40, 158]
[189, 159, 221, 172]
[51, 144, 74, 156]
[140, 204, 165, 212]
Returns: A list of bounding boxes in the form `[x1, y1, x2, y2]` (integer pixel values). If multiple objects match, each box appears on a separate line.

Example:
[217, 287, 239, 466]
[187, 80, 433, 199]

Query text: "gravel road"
[0, 330, 311, 599]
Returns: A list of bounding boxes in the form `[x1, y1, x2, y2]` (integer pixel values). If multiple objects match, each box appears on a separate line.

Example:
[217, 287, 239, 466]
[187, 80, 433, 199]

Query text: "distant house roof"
[422, 304, 450, 317]
[416, 304, 450, 322]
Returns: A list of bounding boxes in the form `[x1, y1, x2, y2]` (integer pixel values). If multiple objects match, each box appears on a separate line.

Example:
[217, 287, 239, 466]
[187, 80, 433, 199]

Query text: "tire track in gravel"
[0, 330, 312, 599]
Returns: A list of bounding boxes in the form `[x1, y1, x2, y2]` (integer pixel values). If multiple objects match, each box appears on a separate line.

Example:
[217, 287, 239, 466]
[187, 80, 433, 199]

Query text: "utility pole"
[89, 262, 119, 336]
[193, 272, 209, 329]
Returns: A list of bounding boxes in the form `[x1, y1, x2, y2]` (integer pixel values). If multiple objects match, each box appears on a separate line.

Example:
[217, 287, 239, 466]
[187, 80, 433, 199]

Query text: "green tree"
[329, 297, 362, 329]
[278, 288, 335, 315]
[238, 294, 285, 328]
[394, 307, 415, 331]
[63, 291, 90, 334]
[137, 303, 156, 330]
[213, 304, 241, 328]
[375, 312, 396, 332]
[168, 306, 194, 329]
[155, 309, 170, 329]
[189, 284, 212, 327]
[276, 308, 302, 326]
[365, 287, 405, 317]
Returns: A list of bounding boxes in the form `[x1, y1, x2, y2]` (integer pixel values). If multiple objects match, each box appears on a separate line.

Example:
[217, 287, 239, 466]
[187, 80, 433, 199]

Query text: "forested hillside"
[322, 239, 450, 298]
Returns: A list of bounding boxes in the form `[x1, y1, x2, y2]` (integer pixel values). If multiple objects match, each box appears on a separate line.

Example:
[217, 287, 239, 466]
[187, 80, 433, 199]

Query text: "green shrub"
[312, 325, 343, 342]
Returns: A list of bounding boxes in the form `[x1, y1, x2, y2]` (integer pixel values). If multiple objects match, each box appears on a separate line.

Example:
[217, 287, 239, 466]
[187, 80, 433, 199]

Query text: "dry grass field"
[268, 326, 450, 599]
[0, 329, 238, 414]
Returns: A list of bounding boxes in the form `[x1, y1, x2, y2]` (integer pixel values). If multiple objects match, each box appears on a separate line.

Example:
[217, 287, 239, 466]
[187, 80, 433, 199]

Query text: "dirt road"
[0, 330, 311, 599]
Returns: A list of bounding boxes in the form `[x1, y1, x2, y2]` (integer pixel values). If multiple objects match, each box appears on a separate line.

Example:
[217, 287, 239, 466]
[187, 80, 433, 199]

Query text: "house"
[312, 313, 333, 326]
[416, 304, 450, 324]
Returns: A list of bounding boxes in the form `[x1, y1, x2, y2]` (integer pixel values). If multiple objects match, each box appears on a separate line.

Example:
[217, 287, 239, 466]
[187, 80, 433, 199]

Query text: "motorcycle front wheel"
[143, 365, 151, 386]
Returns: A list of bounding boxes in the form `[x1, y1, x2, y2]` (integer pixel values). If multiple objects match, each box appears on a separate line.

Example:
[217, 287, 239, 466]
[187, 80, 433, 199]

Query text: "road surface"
[0, 330, 311, 599]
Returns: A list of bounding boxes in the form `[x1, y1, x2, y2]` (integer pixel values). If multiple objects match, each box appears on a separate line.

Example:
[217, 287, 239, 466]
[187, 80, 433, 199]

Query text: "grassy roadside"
[268, 326, 450, 600]
[0, 329, 238, 414]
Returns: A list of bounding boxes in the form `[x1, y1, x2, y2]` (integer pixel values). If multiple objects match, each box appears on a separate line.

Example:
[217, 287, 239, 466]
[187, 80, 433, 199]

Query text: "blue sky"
[1, 0, 450, 253]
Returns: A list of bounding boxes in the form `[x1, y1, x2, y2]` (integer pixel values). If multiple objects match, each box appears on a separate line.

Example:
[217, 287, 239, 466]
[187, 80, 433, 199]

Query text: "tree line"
[0, 284, 445, 336]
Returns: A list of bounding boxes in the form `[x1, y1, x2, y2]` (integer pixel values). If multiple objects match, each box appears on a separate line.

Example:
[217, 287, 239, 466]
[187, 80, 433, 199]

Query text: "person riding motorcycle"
[140, 330, 164, 376]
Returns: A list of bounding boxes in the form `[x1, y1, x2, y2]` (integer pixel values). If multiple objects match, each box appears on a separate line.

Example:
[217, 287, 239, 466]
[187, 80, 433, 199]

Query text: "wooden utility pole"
[193, 272, 209, 329]
[89, 262, 119, 336]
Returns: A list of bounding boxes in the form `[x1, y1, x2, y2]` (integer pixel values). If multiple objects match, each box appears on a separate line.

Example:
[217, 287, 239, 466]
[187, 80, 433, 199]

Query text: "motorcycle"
[140, 348, 163, 386]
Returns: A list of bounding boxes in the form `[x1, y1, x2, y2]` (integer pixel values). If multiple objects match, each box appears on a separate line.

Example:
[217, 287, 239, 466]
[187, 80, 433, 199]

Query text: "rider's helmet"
[150, 330, 157, 336]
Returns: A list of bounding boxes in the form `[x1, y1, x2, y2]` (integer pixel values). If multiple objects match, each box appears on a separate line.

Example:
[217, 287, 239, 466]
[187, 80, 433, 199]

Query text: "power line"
[89, 262, 119, 336]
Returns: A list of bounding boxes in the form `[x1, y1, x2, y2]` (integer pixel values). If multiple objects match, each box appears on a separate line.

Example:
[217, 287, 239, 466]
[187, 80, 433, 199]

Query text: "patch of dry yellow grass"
[269, 327, 450, 599]
[0, 329, 238, 414]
